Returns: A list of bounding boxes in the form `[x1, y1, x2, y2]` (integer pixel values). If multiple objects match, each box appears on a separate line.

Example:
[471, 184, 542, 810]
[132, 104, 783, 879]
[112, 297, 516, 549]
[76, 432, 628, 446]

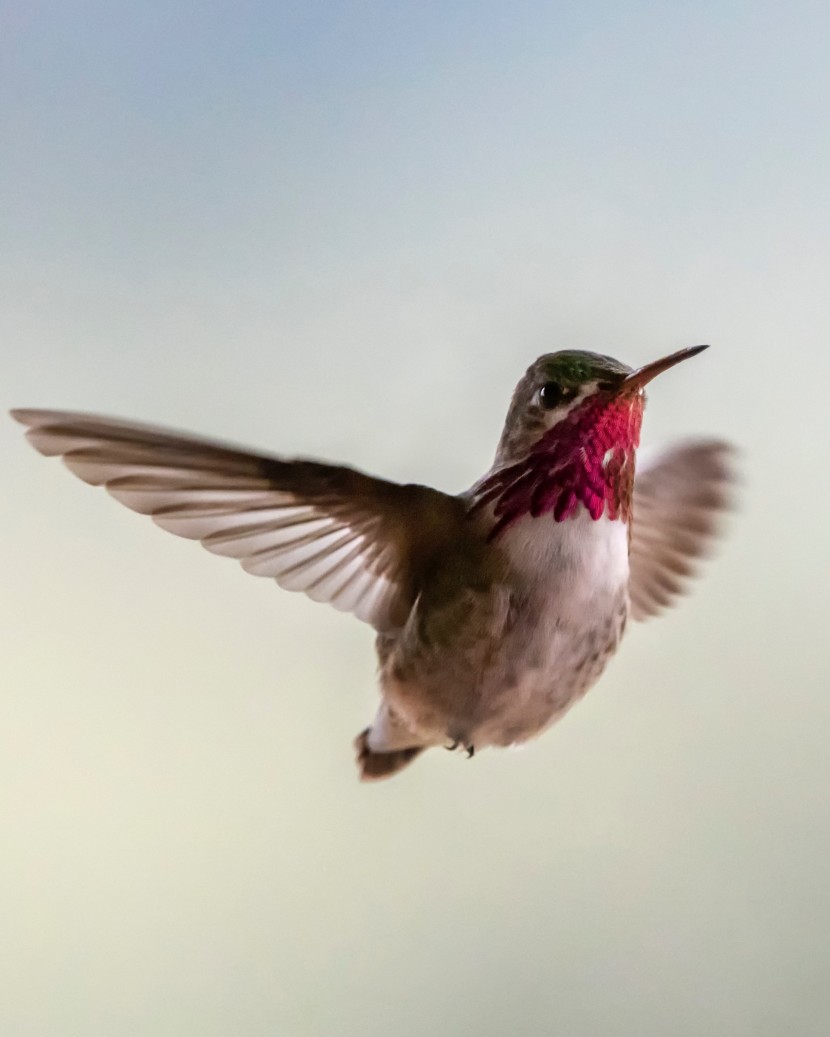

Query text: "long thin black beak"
[623, 344, 709, 390]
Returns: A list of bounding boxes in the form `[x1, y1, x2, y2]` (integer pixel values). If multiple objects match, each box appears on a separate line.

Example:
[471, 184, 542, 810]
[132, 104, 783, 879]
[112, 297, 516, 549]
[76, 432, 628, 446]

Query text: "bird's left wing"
[12, 409, 461, 632]
[629, 440, 736, 620]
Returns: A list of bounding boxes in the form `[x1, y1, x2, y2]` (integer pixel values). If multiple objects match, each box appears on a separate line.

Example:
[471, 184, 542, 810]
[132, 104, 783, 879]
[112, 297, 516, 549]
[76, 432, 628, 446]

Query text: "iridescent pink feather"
[473, 392, 644, 540]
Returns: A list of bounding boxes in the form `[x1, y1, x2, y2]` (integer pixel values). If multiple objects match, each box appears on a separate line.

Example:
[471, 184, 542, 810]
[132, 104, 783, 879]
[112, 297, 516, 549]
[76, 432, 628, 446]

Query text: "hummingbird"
[12, 345, 734, 781]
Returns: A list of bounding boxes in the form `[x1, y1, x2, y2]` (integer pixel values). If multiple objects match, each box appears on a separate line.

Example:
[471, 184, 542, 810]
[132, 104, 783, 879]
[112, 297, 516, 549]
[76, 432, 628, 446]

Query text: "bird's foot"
[445, 739, 475, 758]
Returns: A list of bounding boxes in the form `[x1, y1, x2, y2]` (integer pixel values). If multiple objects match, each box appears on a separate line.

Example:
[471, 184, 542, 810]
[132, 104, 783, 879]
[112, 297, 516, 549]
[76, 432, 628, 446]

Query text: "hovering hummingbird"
[12, 345, 733, 781]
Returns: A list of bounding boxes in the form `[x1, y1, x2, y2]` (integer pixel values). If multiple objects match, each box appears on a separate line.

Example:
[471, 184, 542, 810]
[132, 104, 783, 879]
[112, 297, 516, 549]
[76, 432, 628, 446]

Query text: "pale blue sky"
[3, 4, 830, 1036]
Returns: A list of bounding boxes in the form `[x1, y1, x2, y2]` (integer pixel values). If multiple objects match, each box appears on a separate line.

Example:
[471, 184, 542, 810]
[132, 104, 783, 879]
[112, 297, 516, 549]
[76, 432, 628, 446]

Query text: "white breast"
[502, 508, 630, 610]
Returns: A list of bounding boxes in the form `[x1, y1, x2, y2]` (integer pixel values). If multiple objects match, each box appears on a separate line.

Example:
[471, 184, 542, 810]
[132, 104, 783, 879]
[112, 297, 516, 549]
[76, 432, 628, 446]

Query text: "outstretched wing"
[630, 440, 736, 620]
[12, 409, 460, 632]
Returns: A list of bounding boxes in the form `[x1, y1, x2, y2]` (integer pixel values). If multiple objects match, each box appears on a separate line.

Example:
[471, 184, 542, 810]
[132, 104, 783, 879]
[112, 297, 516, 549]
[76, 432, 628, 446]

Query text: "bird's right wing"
[630, 439, 736, 620]
[12, 409, 462, 633]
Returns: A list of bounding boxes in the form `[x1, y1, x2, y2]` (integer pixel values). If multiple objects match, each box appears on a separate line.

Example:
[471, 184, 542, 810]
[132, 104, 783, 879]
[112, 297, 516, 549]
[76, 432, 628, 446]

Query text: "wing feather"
[12, 409, 461, 631]
[630, 440, 736, 620]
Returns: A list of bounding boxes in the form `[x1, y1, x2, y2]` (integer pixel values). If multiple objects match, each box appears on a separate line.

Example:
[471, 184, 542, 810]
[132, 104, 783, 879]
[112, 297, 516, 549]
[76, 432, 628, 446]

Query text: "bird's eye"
[539, 382, 565, 410]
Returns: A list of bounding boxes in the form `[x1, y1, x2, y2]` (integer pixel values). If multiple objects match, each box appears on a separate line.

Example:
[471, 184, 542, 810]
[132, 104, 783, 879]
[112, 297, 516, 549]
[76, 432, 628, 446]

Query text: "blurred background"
[2, 2, 829, 1035]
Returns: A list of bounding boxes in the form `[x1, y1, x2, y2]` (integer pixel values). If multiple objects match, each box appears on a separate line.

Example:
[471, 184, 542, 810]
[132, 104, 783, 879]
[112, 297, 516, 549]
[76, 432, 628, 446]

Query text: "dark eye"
[539, 382, 565, 410]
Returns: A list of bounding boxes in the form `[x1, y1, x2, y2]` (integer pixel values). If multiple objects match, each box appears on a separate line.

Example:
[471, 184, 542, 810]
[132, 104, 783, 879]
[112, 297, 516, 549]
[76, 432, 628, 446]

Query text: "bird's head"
[478, 345, 709, 539]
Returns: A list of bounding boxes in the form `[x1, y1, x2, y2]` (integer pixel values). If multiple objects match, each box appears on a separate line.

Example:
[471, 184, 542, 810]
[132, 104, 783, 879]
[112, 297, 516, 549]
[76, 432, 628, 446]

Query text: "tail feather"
[354, 729, 424, 781]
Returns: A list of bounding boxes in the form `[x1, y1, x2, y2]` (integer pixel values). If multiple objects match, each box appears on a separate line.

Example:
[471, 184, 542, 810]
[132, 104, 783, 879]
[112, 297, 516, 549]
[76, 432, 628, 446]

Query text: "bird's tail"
[354, 729, 424, 781]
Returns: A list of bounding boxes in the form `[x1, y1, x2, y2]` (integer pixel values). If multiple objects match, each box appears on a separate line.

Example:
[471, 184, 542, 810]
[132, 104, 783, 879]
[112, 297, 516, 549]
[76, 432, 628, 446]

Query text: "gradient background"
[3, 3, 829, 1035]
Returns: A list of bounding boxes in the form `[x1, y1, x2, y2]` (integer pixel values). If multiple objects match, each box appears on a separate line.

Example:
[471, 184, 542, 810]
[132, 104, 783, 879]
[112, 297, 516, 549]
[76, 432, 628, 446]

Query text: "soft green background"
[3, 3, 828, 1035]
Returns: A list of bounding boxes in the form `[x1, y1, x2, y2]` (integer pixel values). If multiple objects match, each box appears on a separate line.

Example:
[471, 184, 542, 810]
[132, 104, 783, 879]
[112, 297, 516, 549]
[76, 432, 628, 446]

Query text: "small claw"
[445, 740, 460, 752]
[466, 745, 475, 759]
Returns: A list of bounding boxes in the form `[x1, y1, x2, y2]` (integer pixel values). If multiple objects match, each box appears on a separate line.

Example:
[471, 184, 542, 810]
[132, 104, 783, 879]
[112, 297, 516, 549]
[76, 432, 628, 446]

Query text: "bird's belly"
[467, 511, 630, 747]
[468, 590, 629, 747]
[383, 512, 631, 750]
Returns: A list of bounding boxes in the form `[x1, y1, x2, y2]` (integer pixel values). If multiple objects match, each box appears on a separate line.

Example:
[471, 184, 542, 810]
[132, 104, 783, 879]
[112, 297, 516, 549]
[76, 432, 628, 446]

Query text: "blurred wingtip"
[10, 408, 63, 429]
[630, 436, 741, 622]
